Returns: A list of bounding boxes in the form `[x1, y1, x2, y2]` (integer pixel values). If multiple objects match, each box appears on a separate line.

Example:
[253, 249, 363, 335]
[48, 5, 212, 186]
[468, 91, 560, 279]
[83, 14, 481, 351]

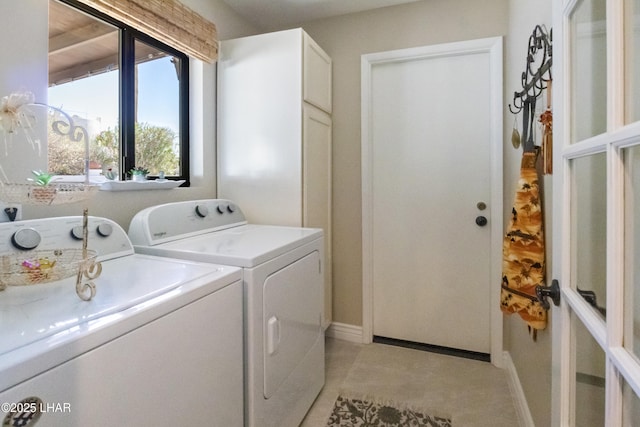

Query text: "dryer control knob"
[195, 205, 209, 218]
[227, 204, 236, 213]
[216, 204, 227, 214]
[12, 228, 41, 250]
[97, 223, 113, 237]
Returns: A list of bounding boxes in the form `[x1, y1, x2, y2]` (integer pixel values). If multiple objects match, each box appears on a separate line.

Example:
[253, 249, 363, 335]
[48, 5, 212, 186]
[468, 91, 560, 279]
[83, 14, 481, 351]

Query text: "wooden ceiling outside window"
[49, 0, 119, 85]
[49, 0, 216, 85]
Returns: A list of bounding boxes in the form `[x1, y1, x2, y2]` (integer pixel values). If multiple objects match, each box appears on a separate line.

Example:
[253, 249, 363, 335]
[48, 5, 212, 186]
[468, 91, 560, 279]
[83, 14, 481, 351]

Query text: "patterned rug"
[326, 394, 452, 427]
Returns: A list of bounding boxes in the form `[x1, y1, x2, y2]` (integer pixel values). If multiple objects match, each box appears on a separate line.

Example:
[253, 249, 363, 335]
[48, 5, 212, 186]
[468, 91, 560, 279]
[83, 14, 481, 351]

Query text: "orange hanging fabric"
[501, 151, 547, 337]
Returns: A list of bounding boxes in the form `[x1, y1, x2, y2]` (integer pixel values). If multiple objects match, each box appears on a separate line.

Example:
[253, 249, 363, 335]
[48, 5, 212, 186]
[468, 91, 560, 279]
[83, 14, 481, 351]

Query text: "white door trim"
[361, 37, 504, 366]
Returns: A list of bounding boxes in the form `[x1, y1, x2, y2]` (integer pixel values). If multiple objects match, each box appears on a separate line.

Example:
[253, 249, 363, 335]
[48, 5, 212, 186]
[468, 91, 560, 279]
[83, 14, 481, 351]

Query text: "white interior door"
[552, 0, 640, 425]
[361, 38, 503, 360]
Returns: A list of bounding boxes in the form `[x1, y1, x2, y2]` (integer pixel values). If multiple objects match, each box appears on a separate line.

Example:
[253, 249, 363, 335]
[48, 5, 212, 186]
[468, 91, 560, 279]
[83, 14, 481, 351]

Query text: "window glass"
[48, 0, 188, 182]
[570, 0, 607, 142]
[571, 153, 607, 319]
[48, 0, 118, 178]
[625, 0, 640, 124]
[574, 312, 606, 427]
[624, 145, 640, 359]
[134, 38, 181, 176]
[623, 378, 640, 427]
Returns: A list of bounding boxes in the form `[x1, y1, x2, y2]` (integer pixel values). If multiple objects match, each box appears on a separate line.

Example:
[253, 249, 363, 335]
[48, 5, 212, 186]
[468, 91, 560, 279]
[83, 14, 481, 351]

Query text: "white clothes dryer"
[128, 199, 325, 427]
[0, 215, 244, 426]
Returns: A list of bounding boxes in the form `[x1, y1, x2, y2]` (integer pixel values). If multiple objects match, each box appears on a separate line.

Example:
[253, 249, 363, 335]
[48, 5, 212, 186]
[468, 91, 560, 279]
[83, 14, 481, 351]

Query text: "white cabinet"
[217, 28, 333, 327]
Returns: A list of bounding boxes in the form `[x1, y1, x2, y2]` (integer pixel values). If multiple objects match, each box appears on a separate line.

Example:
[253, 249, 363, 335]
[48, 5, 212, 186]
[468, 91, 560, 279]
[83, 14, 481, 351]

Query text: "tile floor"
[300, 337, 521, 427]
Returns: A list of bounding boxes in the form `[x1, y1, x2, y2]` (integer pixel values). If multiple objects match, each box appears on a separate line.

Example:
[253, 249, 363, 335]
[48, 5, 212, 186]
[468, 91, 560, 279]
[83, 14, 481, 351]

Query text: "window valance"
[76, 0, 217, 63]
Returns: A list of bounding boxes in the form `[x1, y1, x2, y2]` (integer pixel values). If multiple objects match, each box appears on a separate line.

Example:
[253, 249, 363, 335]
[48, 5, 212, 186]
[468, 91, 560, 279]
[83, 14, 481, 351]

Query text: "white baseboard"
[503, 351, 535, 427]
[326, 322, 363, 343]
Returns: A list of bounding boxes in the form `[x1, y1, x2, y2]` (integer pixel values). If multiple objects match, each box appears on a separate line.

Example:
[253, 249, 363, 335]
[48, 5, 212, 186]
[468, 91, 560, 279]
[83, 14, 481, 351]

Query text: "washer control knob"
[195, 205, 209, 218]
[97, 223, 113, 237]
[216, 204, 227, 214]
[70, 226, 84, 240]
[227, 204, 236, 213]
[12, 228, 41, 250]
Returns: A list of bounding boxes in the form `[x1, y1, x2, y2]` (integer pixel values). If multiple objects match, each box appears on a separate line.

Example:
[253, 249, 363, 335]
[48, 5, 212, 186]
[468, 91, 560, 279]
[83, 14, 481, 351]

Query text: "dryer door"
[263, 250, 322, 399]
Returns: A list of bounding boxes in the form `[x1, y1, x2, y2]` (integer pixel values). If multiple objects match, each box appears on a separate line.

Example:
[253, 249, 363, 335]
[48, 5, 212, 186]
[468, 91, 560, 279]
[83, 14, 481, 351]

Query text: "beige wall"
[505, 2, 553, 426]
[300, 0, 511, 328]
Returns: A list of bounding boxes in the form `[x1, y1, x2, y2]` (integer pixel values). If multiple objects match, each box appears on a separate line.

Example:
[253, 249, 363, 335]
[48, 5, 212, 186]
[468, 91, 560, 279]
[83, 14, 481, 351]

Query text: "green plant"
[128, 166, 149, 176]
[28, 170, 55, 186]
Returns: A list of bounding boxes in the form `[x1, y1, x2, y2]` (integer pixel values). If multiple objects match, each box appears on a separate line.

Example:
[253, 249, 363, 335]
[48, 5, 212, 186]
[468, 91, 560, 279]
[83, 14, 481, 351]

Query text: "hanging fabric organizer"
[501, 25, 552, 339]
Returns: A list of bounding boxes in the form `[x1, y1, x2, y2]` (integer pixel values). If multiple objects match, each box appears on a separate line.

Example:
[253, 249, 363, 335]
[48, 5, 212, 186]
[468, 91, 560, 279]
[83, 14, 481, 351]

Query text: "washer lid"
[0, 254, 241, 358]
[136, 224, 323, 267]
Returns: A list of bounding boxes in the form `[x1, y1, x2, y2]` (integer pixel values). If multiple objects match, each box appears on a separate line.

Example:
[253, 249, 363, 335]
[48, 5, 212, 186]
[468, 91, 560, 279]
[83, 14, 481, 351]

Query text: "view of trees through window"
[47, 116, 179, 177]
[48, 0, 184, 180]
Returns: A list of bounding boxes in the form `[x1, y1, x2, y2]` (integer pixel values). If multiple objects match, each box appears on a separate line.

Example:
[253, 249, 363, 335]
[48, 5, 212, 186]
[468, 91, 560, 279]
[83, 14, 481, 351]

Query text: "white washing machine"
[0, 215, 244, 427]
[128, 199, 325, 427]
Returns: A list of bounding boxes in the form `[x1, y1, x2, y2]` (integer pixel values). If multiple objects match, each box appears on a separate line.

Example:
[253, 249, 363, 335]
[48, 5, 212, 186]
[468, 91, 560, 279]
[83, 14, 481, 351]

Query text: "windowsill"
[52, 174, 105, 184]
[99, 180, 185, 191]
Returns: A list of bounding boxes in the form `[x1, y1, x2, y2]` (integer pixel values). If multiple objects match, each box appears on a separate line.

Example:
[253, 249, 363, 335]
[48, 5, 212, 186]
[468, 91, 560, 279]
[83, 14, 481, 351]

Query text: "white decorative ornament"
[0, 91, 35, 133]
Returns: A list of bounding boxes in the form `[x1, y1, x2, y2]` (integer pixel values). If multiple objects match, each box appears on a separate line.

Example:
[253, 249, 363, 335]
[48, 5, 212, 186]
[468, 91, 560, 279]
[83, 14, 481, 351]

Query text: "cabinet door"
[303, 33, 332, 114]
[303, 103, 332, 327]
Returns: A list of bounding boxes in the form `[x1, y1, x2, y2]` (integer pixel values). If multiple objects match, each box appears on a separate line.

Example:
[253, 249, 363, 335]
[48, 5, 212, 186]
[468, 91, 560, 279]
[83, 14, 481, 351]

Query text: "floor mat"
[326, 393, 452, 427]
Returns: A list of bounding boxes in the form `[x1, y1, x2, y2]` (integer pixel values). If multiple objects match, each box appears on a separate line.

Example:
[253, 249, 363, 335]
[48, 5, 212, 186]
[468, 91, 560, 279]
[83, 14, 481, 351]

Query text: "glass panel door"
[554, 0, 640, 425]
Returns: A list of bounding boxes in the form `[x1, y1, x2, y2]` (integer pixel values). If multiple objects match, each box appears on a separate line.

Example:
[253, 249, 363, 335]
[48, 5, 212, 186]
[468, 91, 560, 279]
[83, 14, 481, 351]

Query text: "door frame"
[360, 37, 504, 366]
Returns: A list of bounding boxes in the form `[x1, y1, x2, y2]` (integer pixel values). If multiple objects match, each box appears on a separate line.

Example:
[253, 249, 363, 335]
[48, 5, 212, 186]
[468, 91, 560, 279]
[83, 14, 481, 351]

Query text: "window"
[48, 0, 189, 183]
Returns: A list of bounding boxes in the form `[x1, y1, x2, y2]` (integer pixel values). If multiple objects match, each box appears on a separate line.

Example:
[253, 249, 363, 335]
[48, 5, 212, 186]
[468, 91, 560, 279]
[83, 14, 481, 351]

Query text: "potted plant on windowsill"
[104, 167, 117, 181]
[128, 167, 149, 182]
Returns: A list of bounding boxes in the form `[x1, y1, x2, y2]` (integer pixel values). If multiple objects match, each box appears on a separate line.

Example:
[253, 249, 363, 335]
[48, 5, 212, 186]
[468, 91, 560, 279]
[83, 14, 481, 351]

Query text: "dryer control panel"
[128, 199, 248, 246]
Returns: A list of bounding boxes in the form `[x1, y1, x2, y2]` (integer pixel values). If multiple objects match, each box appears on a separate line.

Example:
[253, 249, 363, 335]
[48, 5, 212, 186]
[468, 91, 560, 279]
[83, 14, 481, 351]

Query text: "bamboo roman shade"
[76, 0, 218, 63]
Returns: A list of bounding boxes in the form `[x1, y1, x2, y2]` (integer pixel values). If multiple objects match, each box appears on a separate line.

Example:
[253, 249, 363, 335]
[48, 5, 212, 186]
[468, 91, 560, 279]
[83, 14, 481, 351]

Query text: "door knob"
[535, 279, 561, 310]
[475, 216, 488, 226]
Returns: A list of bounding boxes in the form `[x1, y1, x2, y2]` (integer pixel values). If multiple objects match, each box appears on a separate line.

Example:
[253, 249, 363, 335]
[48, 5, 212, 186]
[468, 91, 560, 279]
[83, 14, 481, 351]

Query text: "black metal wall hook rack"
[509, 25, 553, 114]
[509, 25, 553, 152]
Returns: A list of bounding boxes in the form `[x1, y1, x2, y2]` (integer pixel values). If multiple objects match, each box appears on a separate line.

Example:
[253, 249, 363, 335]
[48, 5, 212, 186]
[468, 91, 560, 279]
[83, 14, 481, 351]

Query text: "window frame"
[54, 0, 190, 184]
